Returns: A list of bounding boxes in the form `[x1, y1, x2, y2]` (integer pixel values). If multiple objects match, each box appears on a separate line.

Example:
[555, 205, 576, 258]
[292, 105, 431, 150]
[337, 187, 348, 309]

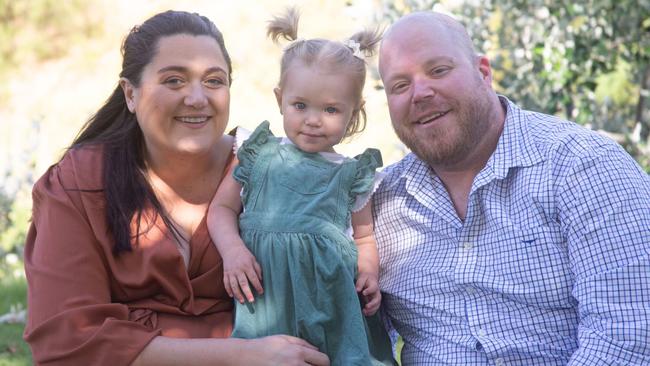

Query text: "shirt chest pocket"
[491, 225, 573, 307]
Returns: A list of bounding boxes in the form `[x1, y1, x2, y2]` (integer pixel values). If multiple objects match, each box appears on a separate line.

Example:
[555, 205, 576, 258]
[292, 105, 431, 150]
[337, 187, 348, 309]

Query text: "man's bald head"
[381, 12, 477, 64]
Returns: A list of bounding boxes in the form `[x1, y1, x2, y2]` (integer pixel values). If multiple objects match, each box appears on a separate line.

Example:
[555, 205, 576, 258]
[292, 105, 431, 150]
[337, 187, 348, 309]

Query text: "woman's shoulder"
[38, 143, 105, 192]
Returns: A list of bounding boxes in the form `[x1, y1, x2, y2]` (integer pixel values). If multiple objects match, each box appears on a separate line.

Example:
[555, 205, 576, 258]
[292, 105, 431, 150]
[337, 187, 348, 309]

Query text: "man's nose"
[412, 78, 435, 103]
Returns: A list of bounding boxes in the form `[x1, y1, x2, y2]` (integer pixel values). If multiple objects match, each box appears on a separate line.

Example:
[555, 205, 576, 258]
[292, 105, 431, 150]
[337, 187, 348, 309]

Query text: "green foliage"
[0, 323, 31, 366]
[0, 278, 26, 315]
[0, 277, 29, 366]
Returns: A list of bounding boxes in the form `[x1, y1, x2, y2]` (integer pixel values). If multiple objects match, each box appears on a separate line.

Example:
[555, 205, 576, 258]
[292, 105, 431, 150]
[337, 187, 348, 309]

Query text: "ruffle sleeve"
[232, 121, 276, 198]
[350, 148, 385, 212]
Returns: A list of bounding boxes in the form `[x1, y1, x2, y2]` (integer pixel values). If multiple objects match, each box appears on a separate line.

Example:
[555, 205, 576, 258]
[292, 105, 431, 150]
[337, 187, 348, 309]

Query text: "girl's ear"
[119, 77, 137, 113]
[273, 87, 283, 114]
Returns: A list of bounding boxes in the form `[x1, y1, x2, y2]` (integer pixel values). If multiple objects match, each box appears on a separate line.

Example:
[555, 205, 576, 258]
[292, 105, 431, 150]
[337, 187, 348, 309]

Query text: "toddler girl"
[208, 8, 394, 365]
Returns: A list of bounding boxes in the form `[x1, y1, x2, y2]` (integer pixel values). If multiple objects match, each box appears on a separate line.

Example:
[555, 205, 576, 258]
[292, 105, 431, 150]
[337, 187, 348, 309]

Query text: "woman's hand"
[220, 243, 263, 303]
[355, 272, 381, 316]
[244, 335, 330, 366]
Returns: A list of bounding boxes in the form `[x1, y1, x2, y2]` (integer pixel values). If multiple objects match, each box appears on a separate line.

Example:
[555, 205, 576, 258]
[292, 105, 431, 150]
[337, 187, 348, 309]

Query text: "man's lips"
[413, 110, 449, 125]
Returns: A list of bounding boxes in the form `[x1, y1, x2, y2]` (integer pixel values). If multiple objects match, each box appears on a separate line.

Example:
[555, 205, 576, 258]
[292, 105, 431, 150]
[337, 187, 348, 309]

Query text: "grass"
[0, 277, 31, 366]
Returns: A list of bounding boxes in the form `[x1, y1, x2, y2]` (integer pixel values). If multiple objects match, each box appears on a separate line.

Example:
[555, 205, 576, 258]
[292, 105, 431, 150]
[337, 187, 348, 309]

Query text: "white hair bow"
[344, 39, 363, 60]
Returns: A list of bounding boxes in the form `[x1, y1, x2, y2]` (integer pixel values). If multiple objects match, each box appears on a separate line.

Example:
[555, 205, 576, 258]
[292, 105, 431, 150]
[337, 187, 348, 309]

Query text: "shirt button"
[463, 242, 473, 250]
[477, 328, 487, 337]
[495, 358, 505, 366]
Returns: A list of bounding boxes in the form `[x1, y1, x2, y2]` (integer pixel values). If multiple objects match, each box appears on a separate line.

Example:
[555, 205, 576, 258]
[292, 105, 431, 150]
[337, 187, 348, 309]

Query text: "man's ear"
[119, 77, 137, 113]
[273, 87, 283, 114]
[477, 55, 493, 86]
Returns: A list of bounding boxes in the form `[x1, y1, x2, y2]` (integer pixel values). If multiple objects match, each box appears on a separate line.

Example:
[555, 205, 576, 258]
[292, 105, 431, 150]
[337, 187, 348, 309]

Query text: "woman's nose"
[184, 83, 208, 108]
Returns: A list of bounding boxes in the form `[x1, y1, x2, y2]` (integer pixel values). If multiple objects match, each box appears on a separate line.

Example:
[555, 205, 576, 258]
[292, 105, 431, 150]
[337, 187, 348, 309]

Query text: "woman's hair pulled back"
[70, 10, 232, 254]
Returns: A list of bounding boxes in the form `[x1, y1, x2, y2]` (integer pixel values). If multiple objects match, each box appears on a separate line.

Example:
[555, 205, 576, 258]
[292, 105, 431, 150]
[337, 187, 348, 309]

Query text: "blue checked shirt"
[373, 97, 650, 365]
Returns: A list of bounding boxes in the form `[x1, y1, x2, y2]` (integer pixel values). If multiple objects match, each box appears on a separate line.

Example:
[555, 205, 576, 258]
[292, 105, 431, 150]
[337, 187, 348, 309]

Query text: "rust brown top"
[24, 145, 233, 365]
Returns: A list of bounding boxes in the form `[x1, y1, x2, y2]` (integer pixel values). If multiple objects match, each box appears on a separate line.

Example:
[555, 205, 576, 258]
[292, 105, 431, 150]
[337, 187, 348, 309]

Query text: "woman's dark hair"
[70, 10, 232, 254]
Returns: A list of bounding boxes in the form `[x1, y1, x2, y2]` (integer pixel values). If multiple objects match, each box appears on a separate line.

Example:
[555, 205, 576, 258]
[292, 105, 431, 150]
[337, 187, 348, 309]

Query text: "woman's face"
[121, 34, 230, 161]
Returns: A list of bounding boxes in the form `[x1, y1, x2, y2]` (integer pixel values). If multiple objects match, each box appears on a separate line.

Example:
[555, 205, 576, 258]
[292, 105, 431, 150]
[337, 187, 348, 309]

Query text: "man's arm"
[558, 144, 650, 365]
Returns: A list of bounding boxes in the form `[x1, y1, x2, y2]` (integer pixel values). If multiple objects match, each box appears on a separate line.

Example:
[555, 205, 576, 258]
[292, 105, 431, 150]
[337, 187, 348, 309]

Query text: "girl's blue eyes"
[292, 103, 338, 114]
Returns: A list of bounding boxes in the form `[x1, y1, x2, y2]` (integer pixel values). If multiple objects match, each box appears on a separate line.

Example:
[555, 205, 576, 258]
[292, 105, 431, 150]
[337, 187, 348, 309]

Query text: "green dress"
[231, 122, 395, 365]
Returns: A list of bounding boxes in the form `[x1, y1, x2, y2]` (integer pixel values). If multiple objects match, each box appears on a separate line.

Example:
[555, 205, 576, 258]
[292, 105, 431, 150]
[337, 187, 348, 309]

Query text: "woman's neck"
[144, 140, 228, 205]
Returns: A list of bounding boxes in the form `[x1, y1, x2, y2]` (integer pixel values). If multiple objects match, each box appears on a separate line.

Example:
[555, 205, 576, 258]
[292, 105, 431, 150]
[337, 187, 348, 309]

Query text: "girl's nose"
[304, 111, 321, 127]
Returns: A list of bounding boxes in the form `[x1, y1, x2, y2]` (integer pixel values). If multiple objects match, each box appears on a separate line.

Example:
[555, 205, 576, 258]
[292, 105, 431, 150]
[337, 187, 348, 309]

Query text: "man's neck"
[431, 96, 506, 220]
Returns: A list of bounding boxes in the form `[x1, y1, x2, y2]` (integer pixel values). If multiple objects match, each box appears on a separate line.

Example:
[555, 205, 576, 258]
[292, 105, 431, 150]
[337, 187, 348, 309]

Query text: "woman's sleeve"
[23, 156, 160, 366]
[350, 148, 384, 213]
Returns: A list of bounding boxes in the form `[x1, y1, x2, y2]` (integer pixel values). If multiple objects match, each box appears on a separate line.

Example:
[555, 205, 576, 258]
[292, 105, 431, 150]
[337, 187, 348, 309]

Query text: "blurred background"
[1, 0, 648, 364]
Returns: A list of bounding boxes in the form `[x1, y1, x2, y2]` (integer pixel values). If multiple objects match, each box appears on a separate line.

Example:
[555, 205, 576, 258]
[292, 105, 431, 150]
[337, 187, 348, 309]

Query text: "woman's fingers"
[281, 335, 318, 350]
[278, 336, 330, 366]
[304, 347, 330, 366]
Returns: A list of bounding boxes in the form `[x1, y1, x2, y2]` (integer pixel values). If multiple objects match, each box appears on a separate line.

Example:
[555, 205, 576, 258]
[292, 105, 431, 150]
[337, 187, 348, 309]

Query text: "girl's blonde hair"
[267, 7, 381, 138]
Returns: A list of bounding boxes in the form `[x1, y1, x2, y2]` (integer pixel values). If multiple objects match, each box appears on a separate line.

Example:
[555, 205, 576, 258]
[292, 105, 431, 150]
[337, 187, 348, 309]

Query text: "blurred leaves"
[0, 0, 103, 91]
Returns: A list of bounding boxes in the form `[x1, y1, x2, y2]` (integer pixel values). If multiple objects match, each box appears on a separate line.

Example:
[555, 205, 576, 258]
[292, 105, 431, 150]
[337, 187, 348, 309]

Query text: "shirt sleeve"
[558, 144, 650, 365]
[23, 155, 160, 365]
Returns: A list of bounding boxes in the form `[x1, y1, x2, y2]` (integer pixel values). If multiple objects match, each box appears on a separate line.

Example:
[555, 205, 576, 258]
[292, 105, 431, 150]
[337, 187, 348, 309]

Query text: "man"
[373, 11, 650, 365]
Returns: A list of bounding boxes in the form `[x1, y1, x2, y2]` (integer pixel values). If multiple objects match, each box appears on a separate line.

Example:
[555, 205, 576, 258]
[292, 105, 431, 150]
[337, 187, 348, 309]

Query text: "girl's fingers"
[223, 277, 234, 298]
[237, 273, 255, 303]
[254, 261, 263, 282]
[246, 269, 264, 296]
[229, 275, 245, 303]
[355, 275, 367, 292]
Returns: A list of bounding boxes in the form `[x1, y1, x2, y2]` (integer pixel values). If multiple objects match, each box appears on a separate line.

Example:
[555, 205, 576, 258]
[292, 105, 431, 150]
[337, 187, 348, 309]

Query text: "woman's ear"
[119, 77, 137, 113]
[273, 87, 283, 114]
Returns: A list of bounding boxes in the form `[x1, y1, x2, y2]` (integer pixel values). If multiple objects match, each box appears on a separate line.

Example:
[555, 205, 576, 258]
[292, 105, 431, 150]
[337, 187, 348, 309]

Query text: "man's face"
[379, 21, 494, 167]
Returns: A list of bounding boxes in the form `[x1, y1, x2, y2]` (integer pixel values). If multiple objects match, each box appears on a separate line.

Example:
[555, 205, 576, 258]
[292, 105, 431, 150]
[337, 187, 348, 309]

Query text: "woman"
[23, 10, 329, 366]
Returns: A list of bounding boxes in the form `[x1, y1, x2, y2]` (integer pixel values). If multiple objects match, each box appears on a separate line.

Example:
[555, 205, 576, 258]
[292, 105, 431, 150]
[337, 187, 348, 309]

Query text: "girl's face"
[275, 62, 360, 153]
[121, 34, 231, 162]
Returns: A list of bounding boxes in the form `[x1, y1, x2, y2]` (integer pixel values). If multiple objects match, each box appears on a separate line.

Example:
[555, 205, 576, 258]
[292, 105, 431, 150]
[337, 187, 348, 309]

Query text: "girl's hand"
[220, 244, 263, 303]
[355, 272, 381, 316]
[244, 335, 330, 366]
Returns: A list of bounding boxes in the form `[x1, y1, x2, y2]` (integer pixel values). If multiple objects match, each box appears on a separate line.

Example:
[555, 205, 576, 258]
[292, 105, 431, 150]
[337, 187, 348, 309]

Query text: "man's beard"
[393, 90, 493, 168]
